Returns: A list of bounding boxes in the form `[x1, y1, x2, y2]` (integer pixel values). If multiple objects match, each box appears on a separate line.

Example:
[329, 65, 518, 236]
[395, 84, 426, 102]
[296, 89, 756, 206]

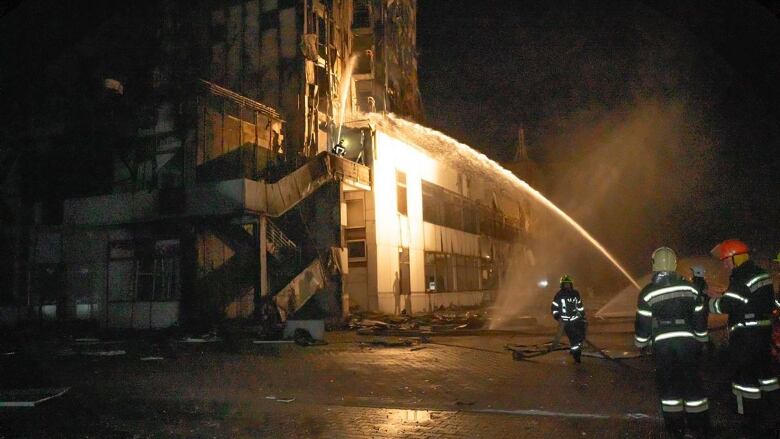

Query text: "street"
[0, 321, 756, 438]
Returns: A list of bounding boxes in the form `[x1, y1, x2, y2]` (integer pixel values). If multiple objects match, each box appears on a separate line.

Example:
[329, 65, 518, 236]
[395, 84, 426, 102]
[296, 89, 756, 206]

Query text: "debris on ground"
[82, 350, 126, 357]
[455, 400, 475, 406]
[265, 396, 295, 403]
[140, 356, 165, 361]
[0, 387, 70, 408]
[349, 306, 491, 336]
[181, 332, 222, 343]
[361, 338, 413, 348]
[410, 346, 427, 351]
[252, 340, 295, 344]
[293, 328, 327, 346]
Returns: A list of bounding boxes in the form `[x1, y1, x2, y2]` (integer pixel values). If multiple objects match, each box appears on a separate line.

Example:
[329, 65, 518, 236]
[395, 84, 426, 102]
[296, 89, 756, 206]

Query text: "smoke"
[490, 99, 717, 328]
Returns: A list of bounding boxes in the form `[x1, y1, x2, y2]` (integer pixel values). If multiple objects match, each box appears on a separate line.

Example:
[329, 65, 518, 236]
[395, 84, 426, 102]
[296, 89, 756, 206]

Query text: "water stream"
[335, 55, 359, 144]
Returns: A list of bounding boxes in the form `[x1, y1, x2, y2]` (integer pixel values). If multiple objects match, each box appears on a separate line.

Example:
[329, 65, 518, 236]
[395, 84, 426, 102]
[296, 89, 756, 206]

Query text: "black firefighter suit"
[708, 259, 780, 416]
[550, 287, 586, 361]
[634, 272, 709, 419]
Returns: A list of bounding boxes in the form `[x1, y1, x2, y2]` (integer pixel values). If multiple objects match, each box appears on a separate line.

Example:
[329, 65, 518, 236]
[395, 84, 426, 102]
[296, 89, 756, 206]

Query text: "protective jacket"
[551, 288, 584, 322]
[635, 272, 708, 347]
[551, 287, 586, 362]
[708, 260, 780, 333]
[708, 260, 780, 410]
[635, 271, 710, 424]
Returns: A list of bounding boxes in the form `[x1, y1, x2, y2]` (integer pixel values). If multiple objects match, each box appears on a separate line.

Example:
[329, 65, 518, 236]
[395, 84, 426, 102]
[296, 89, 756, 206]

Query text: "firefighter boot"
[759, 391, 780, 437]
[739, 398, 762, 439]
[571, 349, 581, 363]
[663, 413, 685, 439]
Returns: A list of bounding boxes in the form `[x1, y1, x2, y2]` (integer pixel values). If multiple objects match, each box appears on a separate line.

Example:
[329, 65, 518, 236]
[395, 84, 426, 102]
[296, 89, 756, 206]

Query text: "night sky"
[417, 0, 780, 275]
[2, 0, 779, 279]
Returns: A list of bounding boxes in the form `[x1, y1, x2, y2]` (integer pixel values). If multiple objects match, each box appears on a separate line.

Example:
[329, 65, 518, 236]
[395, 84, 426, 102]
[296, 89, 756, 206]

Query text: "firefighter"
[709, 239, 780, 436]
[550, 274, 586, 363]
[331, 138, 346, 157]
[635, 247, 710, 438]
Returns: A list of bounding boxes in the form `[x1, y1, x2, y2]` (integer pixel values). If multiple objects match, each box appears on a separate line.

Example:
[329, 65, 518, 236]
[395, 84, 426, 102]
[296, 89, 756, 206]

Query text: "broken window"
[137, 240, 180, 301]
[224, 116, 241, 152]
[429, 252, 451, 292]
[111, 239, 181, 303]
[399, 247, 410, 295]
[481, 256, 497, 290]
[396, 170, 407, 215]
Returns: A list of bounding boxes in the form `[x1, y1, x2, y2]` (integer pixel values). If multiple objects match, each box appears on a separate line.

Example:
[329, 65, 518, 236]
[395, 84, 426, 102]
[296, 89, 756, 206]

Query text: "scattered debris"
[74, 338, 100, 343]
[140, 356, 165, 361]
[350, 306, 490, 336]
[363, 338, 413, 348]
[181, 333, 222, 343]
[265, 396, 295, 403]
[455, 400, 475, 406]
[410, 346, 427, 351]
[0, 387, 70, 408]
[82, 350, 126, 357]
[293, 328, 327, 346]
[252, 340, 295, 344]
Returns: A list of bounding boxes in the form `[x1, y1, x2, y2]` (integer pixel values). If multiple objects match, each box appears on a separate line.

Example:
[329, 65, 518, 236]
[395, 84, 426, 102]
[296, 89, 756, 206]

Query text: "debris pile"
[349, 306, 490, 336]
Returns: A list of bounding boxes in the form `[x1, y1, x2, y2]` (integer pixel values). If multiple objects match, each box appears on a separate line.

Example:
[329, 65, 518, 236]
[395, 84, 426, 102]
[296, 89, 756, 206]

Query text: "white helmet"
[690, 265, 706, 277]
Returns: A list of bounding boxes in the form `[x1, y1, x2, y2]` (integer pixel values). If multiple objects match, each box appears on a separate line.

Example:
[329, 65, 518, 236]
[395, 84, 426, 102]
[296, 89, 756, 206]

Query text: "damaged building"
[0, 0, 535, 329]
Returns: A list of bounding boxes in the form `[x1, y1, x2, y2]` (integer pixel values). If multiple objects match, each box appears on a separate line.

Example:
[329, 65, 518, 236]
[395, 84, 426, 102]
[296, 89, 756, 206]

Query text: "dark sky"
[2, 0, 779, 277]
[417, 0, 780, 273]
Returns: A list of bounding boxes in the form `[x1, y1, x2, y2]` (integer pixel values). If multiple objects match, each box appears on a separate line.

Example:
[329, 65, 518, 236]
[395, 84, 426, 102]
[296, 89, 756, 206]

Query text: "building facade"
[1, 0, 535, 327]
[341, 115, 533, 314]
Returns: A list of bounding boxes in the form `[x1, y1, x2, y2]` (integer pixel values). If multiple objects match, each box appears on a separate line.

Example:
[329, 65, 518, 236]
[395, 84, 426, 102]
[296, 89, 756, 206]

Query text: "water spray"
[372, 114, 641, 291]
[336, 55, 359, 144]
[510, 180, 641, 290]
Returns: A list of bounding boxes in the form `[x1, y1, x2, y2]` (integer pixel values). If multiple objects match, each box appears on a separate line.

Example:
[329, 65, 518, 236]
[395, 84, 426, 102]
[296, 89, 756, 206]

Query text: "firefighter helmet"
[559, 274, 574, 286]
[651, 247, 677, 272]
[690, 265, 706, 277]
[710, 239, 749, 261]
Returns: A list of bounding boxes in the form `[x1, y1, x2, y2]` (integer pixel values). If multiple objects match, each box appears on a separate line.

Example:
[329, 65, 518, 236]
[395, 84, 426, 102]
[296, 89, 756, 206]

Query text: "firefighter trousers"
[563, 320, 586, 360]
[653, 337, 709, 432]
[729, 327, 779, 430]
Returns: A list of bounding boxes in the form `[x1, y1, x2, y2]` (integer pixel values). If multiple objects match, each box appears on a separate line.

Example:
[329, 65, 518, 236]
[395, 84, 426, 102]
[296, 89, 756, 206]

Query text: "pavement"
[0, 320, 773, 438]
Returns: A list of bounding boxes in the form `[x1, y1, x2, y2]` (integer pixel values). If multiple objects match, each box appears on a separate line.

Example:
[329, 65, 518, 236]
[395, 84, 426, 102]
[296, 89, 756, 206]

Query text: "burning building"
[0, 0, 535, 328]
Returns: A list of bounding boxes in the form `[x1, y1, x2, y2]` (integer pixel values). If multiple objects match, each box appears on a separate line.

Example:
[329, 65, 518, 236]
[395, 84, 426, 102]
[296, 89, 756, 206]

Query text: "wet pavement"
[0, 322, 770, 438]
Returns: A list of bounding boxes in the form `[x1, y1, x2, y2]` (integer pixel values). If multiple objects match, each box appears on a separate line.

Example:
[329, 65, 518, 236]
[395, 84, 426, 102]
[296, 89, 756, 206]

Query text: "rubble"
[349, 306, 491, 337]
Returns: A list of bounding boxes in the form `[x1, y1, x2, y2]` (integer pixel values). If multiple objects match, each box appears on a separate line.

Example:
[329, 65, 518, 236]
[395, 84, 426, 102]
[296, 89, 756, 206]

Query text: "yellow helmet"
[559, 274, 574, 285]
[651, 247, 677, 272]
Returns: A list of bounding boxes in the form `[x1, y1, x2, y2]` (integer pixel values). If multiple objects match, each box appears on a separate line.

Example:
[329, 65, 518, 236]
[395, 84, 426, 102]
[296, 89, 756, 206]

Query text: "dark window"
[135, 240, 181, 302]
[353, 0, 371, 28]
[481, 257, 497, 290]
[399, 247, 410, 295]
[424, 253, 436, 291]
[421, 180, 518, 242]
[347, 240, 366, 260]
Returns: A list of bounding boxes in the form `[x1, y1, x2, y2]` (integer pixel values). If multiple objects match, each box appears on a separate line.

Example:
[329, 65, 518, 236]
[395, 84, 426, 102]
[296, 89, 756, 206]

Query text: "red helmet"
[710, 239, 750, 260]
